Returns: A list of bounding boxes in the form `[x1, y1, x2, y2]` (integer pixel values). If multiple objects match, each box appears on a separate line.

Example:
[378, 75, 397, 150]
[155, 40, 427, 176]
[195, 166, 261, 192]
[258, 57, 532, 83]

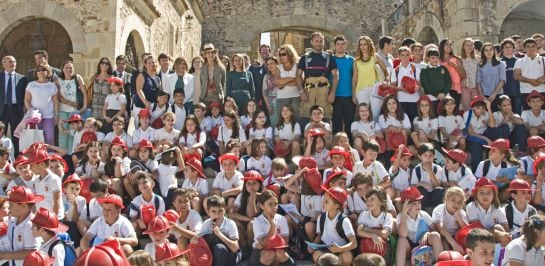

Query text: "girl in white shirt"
[274, 104, 302, 157]
[217, 110, 247, 155]
[502, 214, 545, 266]
[179, 115, 207, 160]
[378, 95, 411, 152]
[101, 77, 127, 133]
[240, 99, 256, 130]
[351, 103, 382, 158]
[411, 95, 438, 149]
[356, 188, 394, 258]
[246, 109, 273, 155]
[432, 186, 468, 254]
[438, 96, 466, 150]
[153, 112, 180, 152]
[240, 139, 272, 176]
[169, 188, 203, 249]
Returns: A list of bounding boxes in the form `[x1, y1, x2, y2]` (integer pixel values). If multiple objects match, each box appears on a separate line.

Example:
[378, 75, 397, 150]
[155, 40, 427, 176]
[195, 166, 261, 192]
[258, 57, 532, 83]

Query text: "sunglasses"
[279, 53, 288, 57]
[100, 61, 110, 65]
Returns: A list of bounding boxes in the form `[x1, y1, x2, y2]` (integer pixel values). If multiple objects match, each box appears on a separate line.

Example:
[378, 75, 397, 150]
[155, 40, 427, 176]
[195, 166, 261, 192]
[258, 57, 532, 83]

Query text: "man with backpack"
[296, 32, 338, 128]
[32, 207, 77, 266]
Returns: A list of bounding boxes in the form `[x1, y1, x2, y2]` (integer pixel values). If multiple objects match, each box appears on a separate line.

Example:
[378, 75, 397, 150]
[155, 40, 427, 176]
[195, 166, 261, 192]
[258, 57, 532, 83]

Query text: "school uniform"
[397, 211, 433, 243]
[437, 165, 477, 192]
[316, 211, 355, 247]
[378, 113, 411, 130]
[474, 160, 514, 182]
[466, 201, 508, 229]
[7, 213, 41, 266]
[432, 203, 468, 236]
[132, 127, 156, 144]
[153, 128, 180, 143]
[520, 156, 535, 176]
[75, 161, 105, 178]
[181, 178, 209, 197]
[463, 111, 489, 135]
[240, 115, 252, 129]
[174, 209, 203, 238]
[322, 167, 353, 187]
[252, 214, 289, 248]
[212, 171, 244, 192]
[198, 217, 241, 266]
[357, 211, 394, 233]
[71, 129, 84, 154]
[412, 117, 439, 141]
[128, 194, 165, 219]
[34, 172, 65, 220]
[150, 104, 169, 125]
[157, 163, 178, 198]
[249, 127, 273, 140]
[0, 163, 14, 193]
[179, 131, 207, 147]
[203, 116, 224, 132]
[171, 103, 187, 130]
[62, 194, 88, 222]
[104, 132, 133, 148]
[144, 242, 158, 262]
[389, 166, 411, 191]
[312, 148, 330, 168]
[274, 122, 301, 141]
[6, 176, 36, 193]
[411, 163, 444, 209]
[438, 115, 465, 135]
[301, 194, 323, 219]
[503, 201, 537, 238]
[352, 161, 388, 187]
[86, 215, 136, 243]
[216, 126, 247, 143]
[39, 236, 65, 266]
[304, 121, 332, 134]
[350, 120, 379, 138]
[88, 198, 102, 221]
[243, 155, 272, 176]
[521, 109, 545, 127]
[502, 236, 545, 266]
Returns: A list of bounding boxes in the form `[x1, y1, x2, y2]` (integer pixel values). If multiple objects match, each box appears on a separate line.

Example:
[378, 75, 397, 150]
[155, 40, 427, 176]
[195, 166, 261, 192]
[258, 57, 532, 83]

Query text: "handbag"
[374, 56, 385, 83]
[19, 125, 44, 151]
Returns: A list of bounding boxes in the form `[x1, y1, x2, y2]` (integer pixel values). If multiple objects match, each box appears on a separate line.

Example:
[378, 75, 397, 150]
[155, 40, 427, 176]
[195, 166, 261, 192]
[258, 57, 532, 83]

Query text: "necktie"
[6, 73, 12, 108]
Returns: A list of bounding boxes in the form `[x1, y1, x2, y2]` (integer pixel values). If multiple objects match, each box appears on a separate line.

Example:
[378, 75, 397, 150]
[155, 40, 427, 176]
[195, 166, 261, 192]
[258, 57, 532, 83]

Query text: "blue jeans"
[468, 124, 510, 171]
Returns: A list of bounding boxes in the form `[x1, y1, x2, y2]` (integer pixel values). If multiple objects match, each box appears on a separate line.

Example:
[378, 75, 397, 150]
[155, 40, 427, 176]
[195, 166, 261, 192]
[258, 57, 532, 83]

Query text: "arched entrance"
[499, 0, 545, 40]
[417, 27, 439, 45]
[0, 18, 73, 73]
[124, 31, 146, 72]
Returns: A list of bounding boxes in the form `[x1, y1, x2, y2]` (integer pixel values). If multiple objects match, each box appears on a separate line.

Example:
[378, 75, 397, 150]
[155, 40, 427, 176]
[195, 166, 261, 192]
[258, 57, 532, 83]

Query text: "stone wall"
[197, 0, 392, 57]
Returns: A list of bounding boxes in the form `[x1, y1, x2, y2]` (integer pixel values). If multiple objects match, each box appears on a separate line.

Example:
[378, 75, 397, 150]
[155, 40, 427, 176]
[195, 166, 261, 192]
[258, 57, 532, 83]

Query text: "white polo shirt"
[243, 155, 272, 177]
[75, 161, 105, 178]
[153, 128, 180, 143]
[347, 192, 396, 214]
[316, 211, 355, 246]
[62, 194, 88, 222]
[438, 115, 465, 135]
[128, 194, 165, 219]
[104, 132, 133, 148]
[132, 126, 155, 145]
[252, 213, 289, 248]
[352, 161, 389, 187]
[249, 127, 273, 140]
[521, 109, 545, 127]
[357, 211, 394, 232]
[322, 167, 354, 187]
[350, 121, 379, 138]
[390, 166, 411, 191]
[88, 198, 103, 221]
[503, 201, 535, 238]
[514, 55, 545, 93]
[393, 63, 421, 102]
[397, 211, 433, 243]
[502, 236, 545, 266]
[412, 117, 438, 137]
[212, 171, 244, 192]
[432, 203, 468, 236]
[6, 176, 36, 193]
[198, 217, 238, 240]
[38, 236, 65, 266]
[378, 113, 411, 130]
[216, 126, 247, 143]
[466, 201, 508, 229]
[174, 209, 203, 238]
[181, 178, 209, 197]
[87, 215, 136, 242]
[474, 160, 514, 181]
[34, 172, 64, 220]
[312, 148, 330, 168]
[463, 111, 489, 135]
[275, 122, 301, 140]
[437, 166, 476, 192]
[410, 163, 442, 190]
[7, 214, 40, 266]
[179, 131, 207, 147]
[157, 163, 178, 198]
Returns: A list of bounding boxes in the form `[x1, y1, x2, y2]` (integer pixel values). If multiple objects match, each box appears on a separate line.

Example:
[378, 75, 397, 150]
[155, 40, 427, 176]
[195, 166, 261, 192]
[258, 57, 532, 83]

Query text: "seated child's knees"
[260, 250, 275, 264]
[339, 252, 353, 264]
[121, 244, 133, 256]
[494, 224, 507, 232]
[275, 249, 288, 260]
[428, 231, 441, 241]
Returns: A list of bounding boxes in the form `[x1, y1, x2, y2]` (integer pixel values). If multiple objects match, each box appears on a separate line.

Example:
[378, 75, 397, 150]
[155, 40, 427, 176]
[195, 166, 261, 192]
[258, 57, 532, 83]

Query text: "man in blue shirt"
[331, 35, 356, 139]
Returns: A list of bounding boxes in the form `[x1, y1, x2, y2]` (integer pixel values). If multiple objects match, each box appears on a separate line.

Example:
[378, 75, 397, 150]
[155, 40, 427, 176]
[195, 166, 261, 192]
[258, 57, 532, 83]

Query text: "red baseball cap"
[66, 113, 83, 123]
[138, 139, 154, 150]
[97, 194, 125, 209]
[395, 186, 424, 202]
[390, 146, 412, 161]
[243, 170, 264, 182]
[163, 210, 180, 223]
[143, 215, 170, 234]
[62, 174, 83, 188]
[442, 148, 468, 165]
[472, 177, 497, 195]
[138, 108, 151, 118]
[7, 186, 44, 203]
[107, 77, 124, 86]
[13, 155, 29, 168]
[526, 89, 545, 103]
[527, 136, 545, 149]
[110, 137, 128, 151]
[483, 138, 510, 150]
[218, 153, 240, 165]
[186, 158, 206, 178]
[155, 242, 190, 263]
[23, 250, 55, 266]
[292, 155, 317, 169]
[81, 131, 97, 144]
[324, 167, 347, 188]
[508, 178, 532, 191]
[31, 207, 68, 233]
[470, 95, 485, 107]
[50, 154, 68, 173]
[321, 185, 348, 205]
[304, 168, 323, 195]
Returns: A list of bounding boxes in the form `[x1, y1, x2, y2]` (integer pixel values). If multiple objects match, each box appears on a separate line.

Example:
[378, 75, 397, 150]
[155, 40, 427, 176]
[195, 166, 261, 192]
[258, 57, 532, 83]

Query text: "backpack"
[444, 165, 467, 182]
[318, 212, 348, 242]
[74, 75, 85, 109]
[182, 131, 201, 145]
[394, 63, 417, 86]
[128, 194, 161, 219]
[412, 165, 438, 183]
[48, 233, 77, 266]
[505, 201, 537, 230]
[171, 103, 188, 116]
[482, 160, 507, 177]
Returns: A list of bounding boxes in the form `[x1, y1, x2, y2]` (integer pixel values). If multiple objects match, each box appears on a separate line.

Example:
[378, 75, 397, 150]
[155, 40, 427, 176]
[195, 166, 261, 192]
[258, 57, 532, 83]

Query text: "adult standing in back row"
[199, 44, 226, 106]
[296, 32, 338, 127]
[331, 35, 356, 138]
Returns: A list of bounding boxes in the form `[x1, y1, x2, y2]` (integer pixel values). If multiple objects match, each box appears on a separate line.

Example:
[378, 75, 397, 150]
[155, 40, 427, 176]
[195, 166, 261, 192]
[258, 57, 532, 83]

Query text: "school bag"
[412, 165, 438, 184]
[444, 165, 467, 182]
[505, 201, 537, 231]
[482, 159, 507, 177]
[48, 232, 77, 266]
[128, 194, 161, 218]
[318, 212, 348, 242]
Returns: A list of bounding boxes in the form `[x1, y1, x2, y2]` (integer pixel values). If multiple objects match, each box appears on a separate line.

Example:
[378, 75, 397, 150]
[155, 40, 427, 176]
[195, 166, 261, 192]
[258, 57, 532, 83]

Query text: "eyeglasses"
[204, 51, 216, 54]
[279, 53, 288, 57]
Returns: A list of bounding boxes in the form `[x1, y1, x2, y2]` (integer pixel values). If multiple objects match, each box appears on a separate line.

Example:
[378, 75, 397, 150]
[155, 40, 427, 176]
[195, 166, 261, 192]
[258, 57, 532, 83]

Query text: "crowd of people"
[1, 30, 545, 266]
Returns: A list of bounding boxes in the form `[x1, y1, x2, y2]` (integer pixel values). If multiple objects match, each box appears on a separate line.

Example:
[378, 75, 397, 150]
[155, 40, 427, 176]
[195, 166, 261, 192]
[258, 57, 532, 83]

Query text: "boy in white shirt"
[128, 172, 166, 234]
[131, 108, 155, 157]
[521, 90, 545, 136]
[410, 143, 444, 211]
[170, 89, 188, 130]
[438, 148, 476, 199]
[465, 228, 495, 266]
[352, 140, 389, 189]
[6, 155, 35, 192]
[504, 179, 537, 238]
[32, 207, 68, 266]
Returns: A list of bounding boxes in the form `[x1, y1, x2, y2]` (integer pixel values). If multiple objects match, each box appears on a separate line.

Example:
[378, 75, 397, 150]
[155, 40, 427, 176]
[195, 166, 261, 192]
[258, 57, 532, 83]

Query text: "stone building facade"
[0, 0, 203, 82]
[384, 0, 545, 51]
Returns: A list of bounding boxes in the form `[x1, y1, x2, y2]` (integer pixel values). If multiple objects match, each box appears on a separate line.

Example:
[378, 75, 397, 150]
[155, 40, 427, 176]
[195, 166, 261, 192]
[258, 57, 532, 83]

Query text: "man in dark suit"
[26, 50, 61, 82]
[1, 56, 27, 155]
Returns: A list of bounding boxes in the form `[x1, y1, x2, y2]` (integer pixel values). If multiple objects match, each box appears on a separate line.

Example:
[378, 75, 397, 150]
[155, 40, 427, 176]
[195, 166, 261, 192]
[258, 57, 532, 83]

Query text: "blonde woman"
[274, 44, 301, 120]
[352, 36, 388, 121]
[226, 53, 255, 114]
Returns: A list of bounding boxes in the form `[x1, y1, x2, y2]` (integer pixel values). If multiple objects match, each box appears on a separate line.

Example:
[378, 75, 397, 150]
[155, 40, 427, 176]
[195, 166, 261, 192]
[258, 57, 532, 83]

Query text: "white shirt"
[128, 194, 166, 219]
[466, 201, 508, 229]
[242, 155, 272, 176]
[216, 126, 247, 143]
[179, 131, 206, 147]
[358, 211, 394, 232]
[410, 163, 442, 190]
[277, 64, 299, 99]
[34, 172, 64, 220]
[412, 117, 438, 137]
[438, 115, 465, 135]
[396, 211, 433, 242]
[157, 163, 178, 198]
[198, 217, 239, 240]
[350, 120, 379, 138]
[316, 211, 355, 246]
[322, 167, 354, 187]
[212, 171, 244, 192]
[104, 132, 133, 148]
[75, 161, 105, 178]
[164, 73, 195, 104]
[463, 110, 489, 134]
[6, 176, 36, 193]
[474, 160, 514, 181]
[252, 214, 289, 248]
[389, 166, 411, 191]
[39, 236, 65, 266]
[312, 148, 330, 168]
[249, 127, 273, 140]
[171, 103, 187, 130]
[503, 201, 535, 238]
[88, 198, 102, 221]
[4, 71, 17, 104]
[27, 81, 58, 118]
[7, 214, 40, 266]
[87, 215, 136, 241]
[514, 55, 545, 93]
[62, 194, 88, 222]
[181, 178, 209, 197]
[304, 121, 332, 133]
[432, 203, 468, 236]
[132, 127, 156, 145]
[347, 192, 396, 214]
[153, 128, 180, 143]
[437, 166, 476, 192]
[502, 236, 545, 266]
[393, 63, 421, 102]
[275, 122, 301, 140]
[521, 109, 545, 127]
[378, 113, 411, 129]
[104, 93, 127, 110]
[240, 115, 252, 129]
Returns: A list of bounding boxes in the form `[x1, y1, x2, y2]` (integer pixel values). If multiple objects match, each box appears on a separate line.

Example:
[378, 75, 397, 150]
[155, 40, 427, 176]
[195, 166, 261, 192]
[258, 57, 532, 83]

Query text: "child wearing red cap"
[389, 145, 412, 201]
[202, 101, 224, 133]
[128, 172, 166, 232]
[32, 208, 69, 266]
[465, 228, 495, 266]
[519, 136, 545, 182]
[131, 108, 156, 150]
[143, 216, 170, 262]
[466, 177, 511, 246]
[62, 174, 88, 238]
[438, 96, 466, 150]
[395, 187, 443, 265]
[1, 186, 43, 265]
[521, 90, 545, 136]
[308, 186, 356, 266]
[502, 214, 545, 266]
[438, 148, 476, 198]
[304, 128, 330, 170]
[250, 190, 295, 266]
[102, 77, 127, 133]
[6, 155, 34, 193]
[104, 116, 133, 149]
[169, 188, 203, 249]
[432, 186, 469, 254]
[181, 158, 209, 212]
[126, 139, 159, 199]
[29, 150, 65, 221]
[503, 179, 537, 238]
[323, 146, 354, 187]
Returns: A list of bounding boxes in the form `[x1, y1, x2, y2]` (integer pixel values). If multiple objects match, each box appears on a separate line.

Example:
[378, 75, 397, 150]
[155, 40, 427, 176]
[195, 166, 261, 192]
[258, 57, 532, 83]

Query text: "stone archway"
[412, 12, 445, 45]
[417, 27, 439, 45]
[0, 18, 73, 73]
[124, 31, 146, 72]
[498, 0, 545, 40]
